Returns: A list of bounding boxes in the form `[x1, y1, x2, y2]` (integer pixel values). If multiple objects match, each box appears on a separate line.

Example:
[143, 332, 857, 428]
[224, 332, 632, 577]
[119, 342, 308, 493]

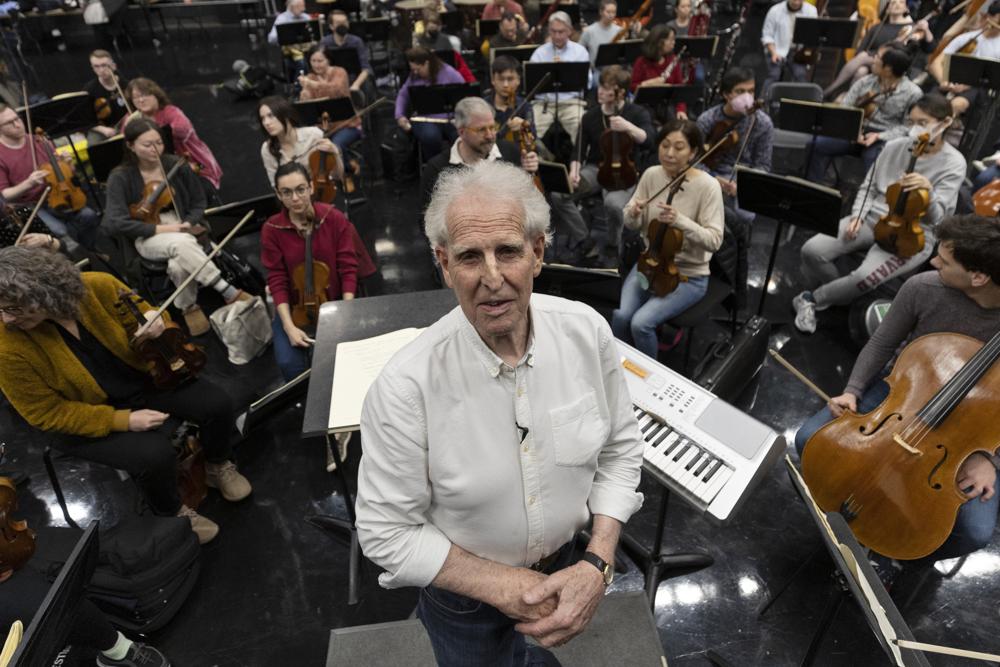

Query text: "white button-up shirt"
[760, 0, 817, 58]
[356, 293, 644, 589]
[529, 40, 591, 102]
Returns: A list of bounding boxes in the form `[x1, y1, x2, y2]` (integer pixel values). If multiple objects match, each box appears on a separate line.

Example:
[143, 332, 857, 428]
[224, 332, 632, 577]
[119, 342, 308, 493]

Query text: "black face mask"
[334, 24, 349, 36]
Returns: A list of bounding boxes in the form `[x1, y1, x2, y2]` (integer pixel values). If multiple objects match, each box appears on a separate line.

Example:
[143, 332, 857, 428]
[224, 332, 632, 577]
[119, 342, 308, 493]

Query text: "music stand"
[947, 54, 1000, 159]
[674, 35, 718, 59]
[594, 40, 643, 69]
[204, 194, 281, 238]
[735, 167, 841, 317]
[778, 99, 863, 179]
[434, 48, 459, 70]
[491, 44, 536, 66]
[409, 82, 482, 117]
[325, 47, 361, 78]
[523, 61, 589, 94]
[356, 17, 390, 43]
[85, 135, 124, 184]
[538, 3, 580, 25]
[791, 18, 859, 82]
[294, 96, 357, 126]
[276, 18, 324, 46]
[9, 522, 100, 667]
[536, 161, 572, 194]
[633, 84, 705, 110]
[477, 18, 499, 38]
[439, 10, 463, 34]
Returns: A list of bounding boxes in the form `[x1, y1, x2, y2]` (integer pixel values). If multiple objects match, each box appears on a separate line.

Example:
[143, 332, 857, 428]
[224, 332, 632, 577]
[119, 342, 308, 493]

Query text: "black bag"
[381, 127, 418, 183]
[693, 315, 771, 402]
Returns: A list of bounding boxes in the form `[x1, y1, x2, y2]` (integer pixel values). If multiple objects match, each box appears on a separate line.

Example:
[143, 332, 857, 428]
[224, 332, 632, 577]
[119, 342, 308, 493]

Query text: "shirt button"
[523, 445, 529, 453]
[517, 388, 524, 397]
[528, 496, 535, 505]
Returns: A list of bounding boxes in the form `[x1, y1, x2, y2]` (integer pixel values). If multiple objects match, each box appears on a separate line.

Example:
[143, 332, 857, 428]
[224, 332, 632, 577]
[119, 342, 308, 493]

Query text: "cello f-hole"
[927, 444, 948, 491]
[858, 412, 902, 435]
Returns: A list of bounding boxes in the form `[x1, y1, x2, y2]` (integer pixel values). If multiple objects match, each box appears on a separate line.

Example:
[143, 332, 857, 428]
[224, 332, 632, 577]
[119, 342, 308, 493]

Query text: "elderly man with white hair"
[528, 11, 590, 145]
[356, 160, 644, 665]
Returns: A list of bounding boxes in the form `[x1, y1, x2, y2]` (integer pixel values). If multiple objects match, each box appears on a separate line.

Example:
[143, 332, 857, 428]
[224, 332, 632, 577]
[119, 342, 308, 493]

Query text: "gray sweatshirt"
[845, 271, 1000, 395]
[851, 136, 966, 235]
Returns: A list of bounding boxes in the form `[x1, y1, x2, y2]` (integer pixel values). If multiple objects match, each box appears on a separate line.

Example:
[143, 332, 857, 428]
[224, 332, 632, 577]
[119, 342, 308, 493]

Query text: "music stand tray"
[491, 44, 536, 65]
[356, 17, 390, 43]
[524, 61, 590, 95]
[409, 83, 482, 116]
[537, 161, 572, 194]
[477, 18, 499, 38]
[778, 99, 863, 142]
[633, 84, 705, 108]
[946, 53, 1000, 90]
[205, 194, 281, 238]
[325, 47, 361, 77]
[18, 93, 97, 138]
[538, 3, 580, 25]
[86, 135, 125, 184]
[439, 10, 463, 34]
[792, 17, 859, 51]
[674, 35, 718, 59]
[294, 97, 356, 126]
[276, 19, 323, 46]
[595, 40, 643, 68]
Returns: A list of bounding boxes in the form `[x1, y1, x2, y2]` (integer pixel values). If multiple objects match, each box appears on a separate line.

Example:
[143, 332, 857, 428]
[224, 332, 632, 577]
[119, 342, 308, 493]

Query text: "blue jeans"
[611, 268, 709, 359]
[330, 126, 362, 154]
[271, 316, 310, 382]
[795, 379, 1000, 562]
[417, 542, 574, 667]
[37, 205, 100, 250]
[974, 164, 1000, 192]
[805, 136, 884, 184]
[412, 121, 457, 162]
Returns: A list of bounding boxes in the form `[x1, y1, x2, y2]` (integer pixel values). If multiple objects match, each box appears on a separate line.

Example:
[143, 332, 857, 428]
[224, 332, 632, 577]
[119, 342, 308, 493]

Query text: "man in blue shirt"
[320, 10, 372, 93]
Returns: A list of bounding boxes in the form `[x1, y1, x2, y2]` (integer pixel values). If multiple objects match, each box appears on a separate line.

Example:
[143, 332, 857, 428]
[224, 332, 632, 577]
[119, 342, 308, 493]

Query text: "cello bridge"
[892, 433, 921, 456]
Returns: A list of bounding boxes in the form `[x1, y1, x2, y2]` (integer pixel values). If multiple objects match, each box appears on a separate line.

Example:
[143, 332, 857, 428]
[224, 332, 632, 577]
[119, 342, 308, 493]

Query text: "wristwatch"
[581, 552, 614, 586]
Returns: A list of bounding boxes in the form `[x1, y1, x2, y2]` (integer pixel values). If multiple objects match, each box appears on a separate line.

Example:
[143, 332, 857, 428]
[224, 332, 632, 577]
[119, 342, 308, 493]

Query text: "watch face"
[603, 565, 614, 585]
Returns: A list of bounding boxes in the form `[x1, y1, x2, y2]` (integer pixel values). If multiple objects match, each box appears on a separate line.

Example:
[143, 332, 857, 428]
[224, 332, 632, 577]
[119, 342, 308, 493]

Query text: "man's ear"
[531, 234, 545, 277]
[435, 246, 455, 287]
[970, 270, 992, 288]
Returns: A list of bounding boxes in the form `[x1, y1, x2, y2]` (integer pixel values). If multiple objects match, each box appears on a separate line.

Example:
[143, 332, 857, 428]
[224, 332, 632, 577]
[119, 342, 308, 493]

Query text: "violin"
[636, 175, 686, 297]
[498, 90, 519, 143]
[873, 133, 930, 258]
[308, 124, 341, 204]
[702, 99, 764, 171]
[0, 476, 35, 582]
[290, 215, 330, 330]
[855, 89, 881, 120]
[115, 288, 207, 389]
[33, 129, 87, 214]
[596, 106, 638, 191]
[973, 179, 1000, 217]
[94, 96, 112, 122]
[519, 125, 545, 193]
[801, 330, 1000, 560]
[129, 159, 185, 226]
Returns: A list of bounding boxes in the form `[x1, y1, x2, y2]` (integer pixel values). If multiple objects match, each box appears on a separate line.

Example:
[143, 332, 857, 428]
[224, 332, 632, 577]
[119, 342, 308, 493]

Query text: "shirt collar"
[456, 300, 536, 378]
[448, 139, 503, 166]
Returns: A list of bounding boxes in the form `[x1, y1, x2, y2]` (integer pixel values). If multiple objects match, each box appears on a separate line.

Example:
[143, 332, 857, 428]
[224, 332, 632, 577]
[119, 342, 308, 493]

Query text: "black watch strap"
[580, 551, 612, 585]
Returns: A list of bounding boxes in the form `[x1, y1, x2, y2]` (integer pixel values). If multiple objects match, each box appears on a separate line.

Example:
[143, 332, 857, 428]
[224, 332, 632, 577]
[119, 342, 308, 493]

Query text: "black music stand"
[633, 84, 705, 112]
[538, 3, 580, 25]
[86, 135, 123, 184]
[204, 194, 281, 238]
[674, 35, 718, 60]
[439, 10, 464, 34]
[778, 99, 863, 179]
[791, 18, 859, 82]
[594, 40, 643, 69]
[755, 459, 933, 667]
[477, 18, 499, 38]
[491, 44, 536, 65]
[276, 18, 324, 46]
[735, 167, 841, 317]
[294, 96, 356, 126]
[9, 522, 100, 666]
[524, 61, 589, 95]
[947, 54, 1000, 159]
[536, 161, 572, 193]
[410, 82, 481, 118]
[325, 47, 362, 78]
[434, 48, 459, 70]
[356, 17, 390, 43]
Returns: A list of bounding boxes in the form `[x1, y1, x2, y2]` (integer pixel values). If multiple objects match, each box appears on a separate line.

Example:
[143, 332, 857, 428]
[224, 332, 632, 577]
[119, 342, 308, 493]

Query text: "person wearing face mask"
[806, 44, 922, 185]
[319, 10, 371, 93]
[760, 0, 817, 95]
[793, 94, 966, 334]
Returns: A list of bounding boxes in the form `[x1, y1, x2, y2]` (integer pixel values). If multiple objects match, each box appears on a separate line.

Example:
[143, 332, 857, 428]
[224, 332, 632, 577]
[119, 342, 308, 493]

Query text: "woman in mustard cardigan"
[0, 247, 251, 544]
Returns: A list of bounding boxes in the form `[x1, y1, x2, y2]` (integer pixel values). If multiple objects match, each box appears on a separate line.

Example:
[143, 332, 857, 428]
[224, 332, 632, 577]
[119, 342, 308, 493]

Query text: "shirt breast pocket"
[549, 390, 609, 468]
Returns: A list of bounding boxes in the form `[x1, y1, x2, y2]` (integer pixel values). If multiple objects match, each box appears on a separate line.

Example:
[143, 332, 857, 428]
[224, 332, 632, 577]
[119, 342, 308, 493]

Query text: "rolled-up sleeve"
[587, 323, 644, 523]
[356, 372, 453, 589]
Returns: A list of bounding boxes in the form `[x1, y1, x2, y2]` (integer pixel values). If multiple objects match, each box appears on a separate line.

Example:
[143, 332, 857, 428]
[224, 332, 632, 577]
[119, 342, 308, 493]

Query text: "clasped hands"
[627, 198, 678, 225]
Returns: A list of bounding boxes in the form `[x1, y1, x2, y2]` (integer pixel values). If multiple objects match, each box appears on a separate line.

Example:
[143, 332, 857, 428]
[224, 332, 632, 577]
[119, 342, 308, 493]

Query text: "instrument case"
[693, 315, 771, 403]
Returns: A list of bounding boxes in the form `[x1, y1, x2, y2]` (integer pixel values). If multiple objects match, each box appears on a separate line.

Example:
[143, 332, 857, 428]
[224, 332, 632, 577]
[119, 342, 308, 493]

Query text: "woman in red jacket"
[631, 25, 689, 119]
[260, 162, 358, 381]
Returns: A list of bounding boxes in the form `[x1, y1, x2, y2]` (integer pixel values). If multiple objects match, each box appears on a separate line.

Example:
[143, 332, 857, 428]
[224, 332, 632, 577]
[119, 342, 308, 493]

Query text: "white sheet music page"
[328, 327, 425, 432]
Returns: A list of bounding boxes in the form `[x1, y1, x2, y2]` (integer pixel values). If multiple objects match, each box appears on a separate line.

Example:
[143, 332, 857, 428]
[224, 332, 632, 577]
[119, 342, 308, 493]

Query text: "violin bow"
[134, 210, 254, 337]
[727, 108, 760, 183]
[768, 349, 832, 403]
[13, 187, 50, 246]
[20, 82, 38, 172]
[496, 72, 552, 139]
[640, 131, 738, 207]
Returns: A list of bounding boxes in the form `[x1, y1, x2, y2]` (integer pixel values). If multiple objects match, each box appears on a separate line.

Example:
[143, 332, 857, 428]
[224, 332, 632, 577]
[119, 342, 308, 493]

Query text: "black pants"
[0, 566, 117, 652]
[53, 378, 235, 515]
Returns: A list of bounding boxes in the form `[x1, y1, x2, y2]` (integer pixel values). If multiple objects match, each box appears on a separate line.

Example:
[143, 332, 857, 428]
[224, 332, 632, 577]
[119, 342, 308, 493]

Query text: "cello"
[801, 330, 1000, 560]
[596, 92, 638, 191]
[873, 132, 930, 258]
[290, 212, 330, 330]
[973, 179, 1000, 217]
[636, 175, 686, 296]
[0, 476, 35, 583]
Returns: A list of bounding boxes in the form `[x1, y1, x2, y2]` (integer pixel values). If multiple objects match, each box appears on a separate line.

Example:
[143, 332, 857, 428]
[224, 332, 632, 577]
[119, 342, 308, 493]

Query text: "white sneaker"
[793, 292, 818, 334]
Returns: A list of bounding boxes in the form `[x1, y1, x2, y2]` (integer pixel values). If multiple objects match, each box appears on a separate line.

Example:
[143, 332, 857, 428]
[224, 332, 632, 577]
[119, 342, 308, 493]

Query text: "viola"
[33, 129, 87, 214]
[596, 122, 637, 191]
[0, 476, 35, 582]
[498, 90, 519, 144]
[973, 178, 1000, 217]
[290, 219, 330, 330]
[802, 331, 1000, 560]
[129, 159, 185, 226]
[308, 125, 340, 204]
[636, 174, 686, 297]
[873, 132, 930, 258]
[115, 288, 207, 389]
[519, 125, 545, 193]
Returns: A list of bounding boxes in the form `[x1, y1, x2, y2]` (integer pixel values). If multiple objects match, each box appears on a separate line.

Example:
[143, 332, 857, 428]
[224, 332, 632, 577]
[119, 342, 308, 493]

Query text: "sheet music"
[328, 328, 425, 431]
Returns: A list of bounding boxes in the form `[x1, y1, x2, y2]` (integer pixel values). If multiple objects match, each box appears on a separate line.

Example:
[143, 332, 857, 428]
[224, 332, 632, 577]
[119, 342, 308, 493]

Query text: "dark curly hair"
[0, 247, 84, 319]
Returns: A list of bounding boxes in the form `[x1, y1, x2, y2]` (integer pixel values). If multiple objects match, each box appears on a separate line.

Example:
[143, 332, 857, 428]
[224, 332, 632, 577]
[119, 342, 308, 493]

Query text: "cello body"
[801, 333, 1000, 560]
[596, 129, 637, 191]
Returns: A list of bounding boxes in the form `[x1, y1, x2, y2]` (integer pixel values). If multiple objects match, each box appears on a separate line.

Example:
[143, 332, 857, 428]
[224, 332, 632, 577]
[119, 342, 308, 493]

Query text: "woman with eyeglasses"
[260, 162, 358, 381]
[103, 117, 249, 337]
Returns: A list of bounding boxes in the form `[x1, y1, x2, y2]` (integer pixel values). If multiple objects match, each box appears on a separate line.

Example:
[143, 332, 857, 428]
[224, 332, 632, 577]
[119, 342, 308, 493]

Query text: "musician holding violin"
[0, 246, 252, 545]
[0, 104, 101, 251]
[928, 0, 1000, 117]
[104, 118, 250, 337]
[85, 49, 130, 144]
[258, 96, 342, 187]
[794, 215, 1000, 586]
[261, 162, 357, 381]
[485, 56, 536, 140]
[570, 66, 653, 266]
[806, 44, 922, 184]
[613, 120, 724, 359]
[794, 94, 965, 334]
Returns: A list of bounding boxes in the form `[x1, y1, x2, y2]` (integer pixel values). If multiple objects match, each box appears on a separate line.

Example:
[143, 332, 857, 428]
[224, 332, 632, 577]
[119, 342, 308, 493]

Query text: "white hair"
[549, 11, 573, 27]
[425, 161, 552, 251]
[453, 97, 494, 129]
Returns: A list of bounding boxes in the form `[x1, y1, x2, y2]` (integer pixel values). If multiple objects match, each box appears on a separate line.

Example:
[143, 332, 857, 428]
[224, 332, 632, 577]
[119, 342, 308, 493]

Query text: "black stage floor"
[2, 10, 997, 667]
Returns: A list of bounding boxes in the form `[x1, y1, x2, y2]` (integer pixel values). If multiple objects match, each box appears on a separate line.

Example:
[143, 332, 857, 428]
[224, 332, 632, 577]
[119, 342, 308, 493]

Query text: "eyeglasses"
[0, 117, 21, 129]
[278, 184, 311, 199]
[464, 124, 497, 137]
[0, 305, 24, 316]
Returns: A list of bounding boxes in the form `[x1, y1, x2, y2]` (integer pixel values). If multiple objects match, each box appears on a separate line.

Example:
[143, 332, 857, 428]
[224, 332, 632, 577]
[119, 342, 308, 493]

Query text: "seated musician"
[415, 12, 477, 82]
[258, 95, 342, 186]
[794, 214, 1000, 585]
[482, 0, 523, 20]
[806, 44, 922, 183]
[973, 140, 1000, 192]
[824, 0, 933, 100]
[928, 0, 1000, 118]
[631, 26, 689, 120]
[319, 11, 371, 93]
[488, 12, 528, 52]
[124, 77, 224, 205]
[529, 12, 590, 145]
[267, 0, 315, 78]
[613, 120, 724, 359]
[760, 0, 818, 94]
[570, 66, 654, 266]
[395, 47, 465, 161]
[104, 118, 249, 336]
[298, 45, 350, 102]
[0, 247, 253, 545]
[260, 162, 357, 381]
[793, 94, 965, 334]
[667, 0, 692, 36]
[484, 55, 536, 138]
[580, 0, 622, 74]
[86, 49, 129, 144]
[695, 66, 773, 231]
[0, 104, 101, 251]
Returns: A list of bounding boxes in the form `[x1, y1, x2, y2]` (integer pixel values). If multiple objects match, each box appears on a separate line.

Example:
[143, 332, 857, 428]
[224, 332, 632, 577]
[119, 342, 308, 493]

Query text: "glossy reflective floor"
[2, 11, 998, 667]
